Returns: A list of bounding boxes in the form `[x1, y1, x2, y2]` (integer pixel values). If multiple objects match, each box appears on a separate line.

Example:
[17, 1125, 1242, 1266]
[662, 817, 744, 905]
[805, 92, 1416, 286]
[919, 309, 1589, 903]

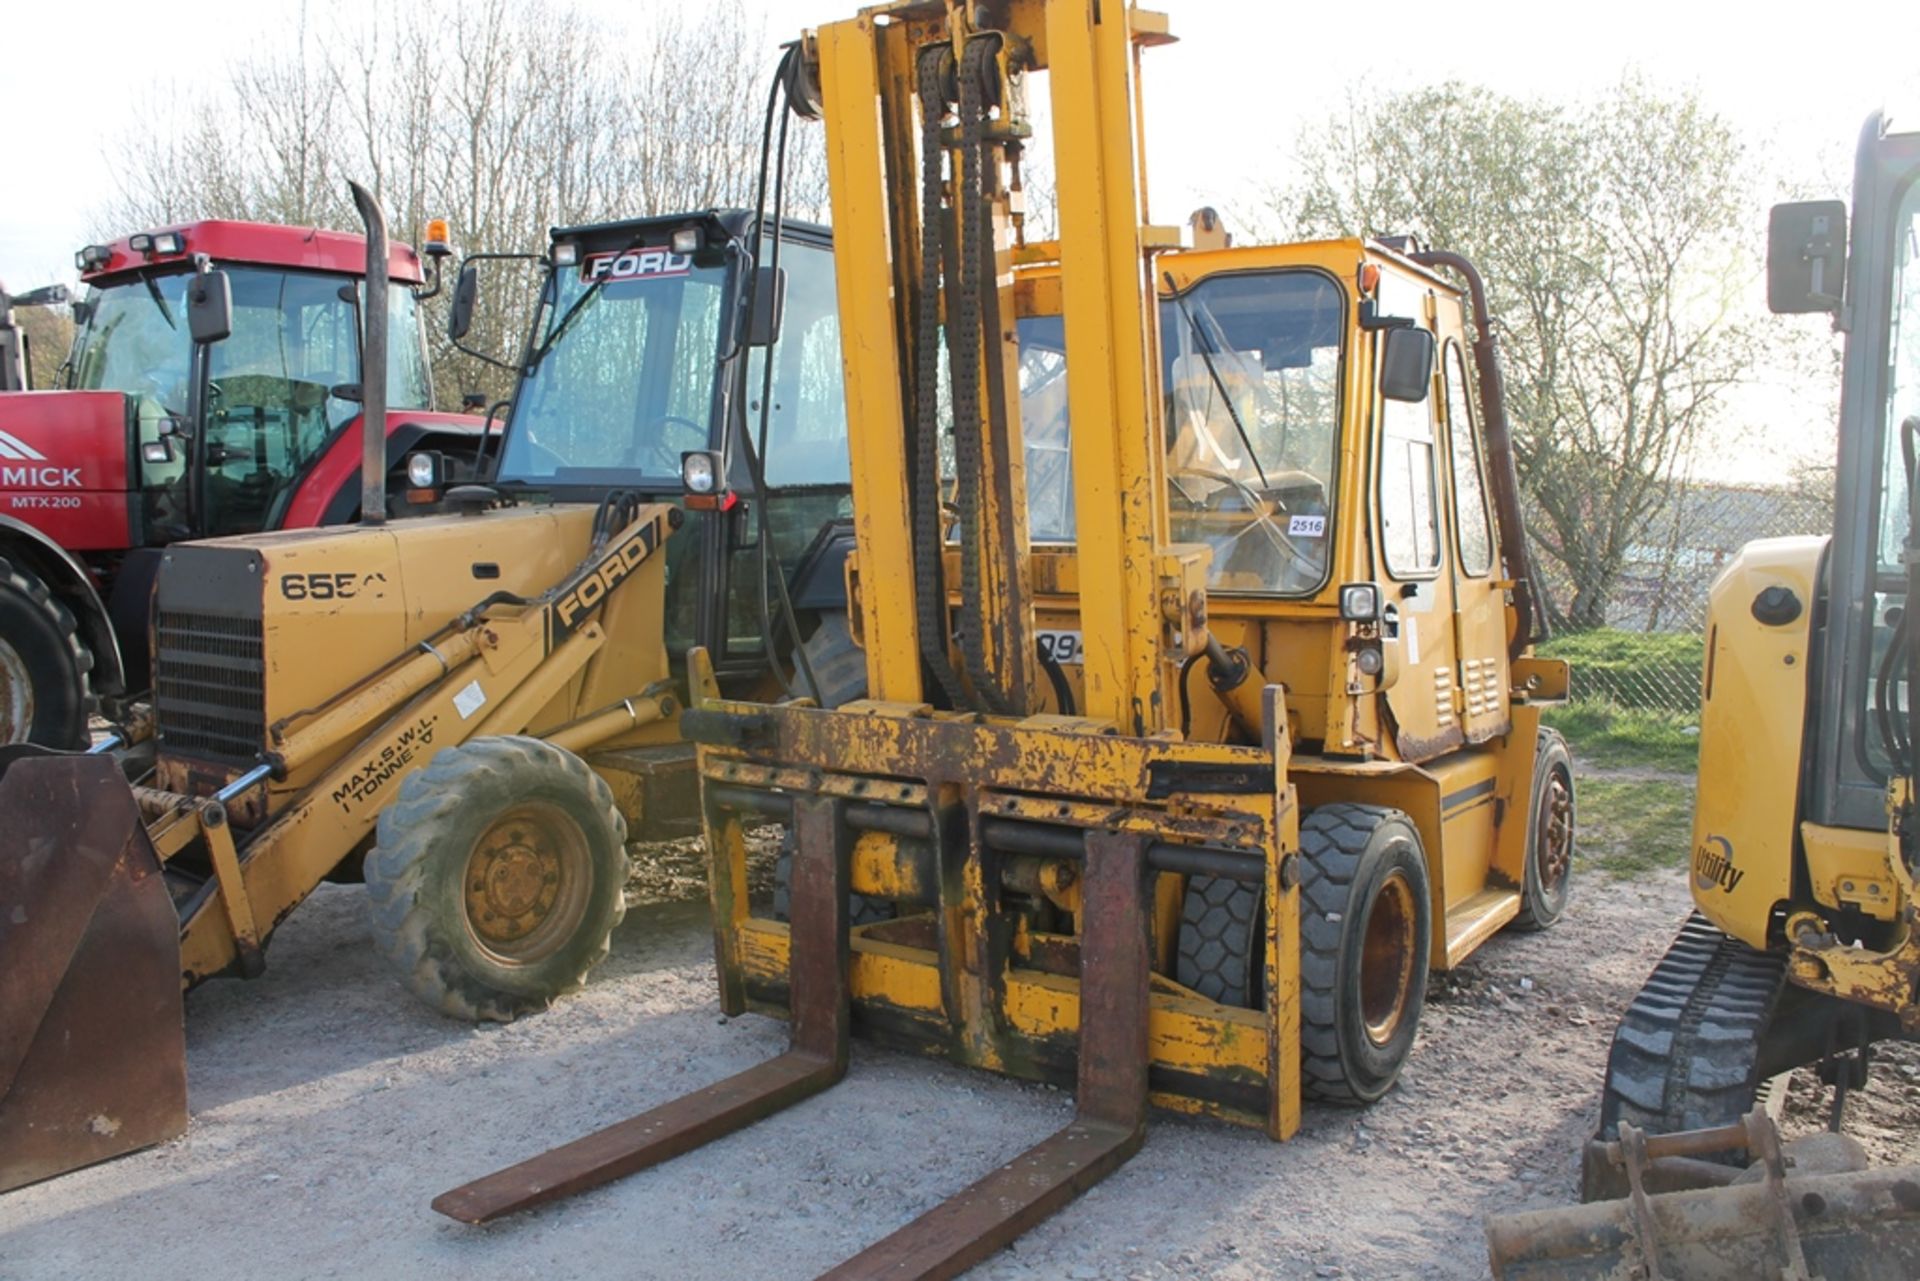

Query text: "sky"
[8, 0, 1915, 289]
[6, 0, 1917, 475]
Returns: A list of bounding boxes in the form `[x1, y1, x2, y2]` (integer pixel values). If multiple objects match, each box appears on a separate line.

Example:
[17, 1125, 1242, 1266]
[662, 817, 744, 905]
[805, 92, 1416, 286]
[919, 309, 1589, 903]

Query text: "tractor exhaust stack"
[348, 181, 389, 526]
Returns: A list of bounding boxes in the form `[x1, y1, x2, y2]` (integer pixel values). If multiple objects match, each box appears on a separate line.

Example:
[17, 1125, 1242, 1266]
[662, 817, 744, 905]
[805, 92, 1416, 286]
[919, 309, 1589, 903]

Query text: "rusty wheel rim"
[462, 802, 592, 965]
[1538, 768, 1574, 894]
[1360, 869, 1418, 1046]
[0, 637, 34, 744]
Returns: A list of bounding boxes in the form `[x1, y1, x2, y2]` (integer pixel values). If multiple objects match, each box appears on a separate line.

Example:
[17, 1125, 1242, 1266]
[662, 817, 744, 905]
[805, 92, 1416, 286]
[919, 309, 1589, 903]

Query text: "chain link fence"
[1530, 480, 1835, 717]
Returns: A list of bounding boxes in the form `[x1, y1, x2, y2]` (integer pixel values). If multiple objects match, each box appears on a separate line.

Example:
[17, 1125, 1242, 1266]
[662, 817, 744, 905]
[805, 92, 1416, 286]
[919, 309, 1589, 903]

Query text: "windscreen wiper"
[528, 236, 655, 371]
[1162, 273, 1269, 490]
[143, 273, 178, 331]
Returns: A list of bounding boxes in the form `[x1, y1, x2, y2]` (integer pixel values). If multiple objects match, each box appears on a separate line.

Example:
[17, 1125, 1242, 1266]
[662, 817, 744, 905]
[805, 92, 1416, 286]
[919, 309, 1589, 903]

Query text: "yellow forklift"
[437, 4, 1574, 1274]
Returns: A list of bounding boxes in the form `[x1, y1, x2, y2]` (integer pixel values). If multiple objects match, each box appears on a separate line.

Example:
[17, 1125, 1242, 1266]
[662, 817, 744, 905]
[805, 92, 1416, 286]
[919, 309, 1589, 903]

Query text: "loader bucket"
[0, 754, 185, 1193]
[1487, 1112, 1920, 1280]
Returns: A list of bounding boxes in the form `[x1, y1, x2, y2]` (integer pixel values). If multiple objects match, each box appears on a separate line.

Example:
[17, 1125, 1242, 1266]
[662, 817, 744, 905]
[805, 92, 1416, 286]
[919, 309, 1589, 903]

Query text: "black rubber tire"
[1512, 727, 1574, 931]
[797, 613, 867, 709]
[0, 557, 92, 748]
[365, 735, 628, 1022]
[1175, 873, 1262, 1007]
[1298, 803, 1432, 1106]
[770, 831, 893, 925]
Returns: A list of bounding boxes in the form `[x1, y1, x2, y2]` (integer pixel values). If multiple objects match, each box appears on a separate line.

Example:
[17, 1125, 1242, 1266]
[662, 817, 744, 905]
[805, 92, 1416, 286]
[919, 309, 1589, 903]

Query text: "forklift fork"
[433, 802, 1153, 1281]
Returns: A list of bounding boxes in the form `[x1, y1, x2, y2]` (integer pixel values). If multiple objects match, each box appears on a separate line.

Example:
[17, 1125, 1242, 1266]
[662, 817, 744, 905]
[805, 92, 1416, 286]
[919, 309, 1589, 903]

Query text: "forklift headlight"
[670, 227, 701, 256]
[681, 450, 720, 495]
[405, 450, 443, 490]
[551, 241, 579, 267]
[1339, 582, 1381, 622]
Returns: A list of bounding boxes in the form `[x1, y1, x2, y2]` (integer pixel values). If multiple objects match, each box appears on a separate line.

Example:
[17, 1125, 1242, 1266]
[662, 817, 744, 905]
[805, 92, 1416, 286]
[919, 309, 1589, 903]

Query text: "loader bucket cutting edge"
[0, 755, 186, 1193]
[434, 801, 1153, 1281]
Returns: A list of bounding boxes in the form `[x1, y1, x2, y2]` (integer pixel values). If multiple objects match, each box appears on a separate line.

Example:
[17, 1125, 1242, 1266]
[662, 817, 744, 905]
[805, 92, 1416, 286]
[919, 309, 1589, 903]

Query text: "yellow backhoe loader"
[0, 185, 862, 1192]
[435, 5, 1575, 1274]
[1486, 115, 1920, 1279]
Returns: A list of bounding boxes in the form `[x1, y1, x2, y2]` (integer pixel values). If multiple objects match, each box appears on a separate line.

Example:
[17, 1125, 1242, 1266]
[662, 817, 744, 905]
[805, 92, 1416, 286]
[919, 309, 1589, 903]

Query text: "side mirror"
[448, 261, 479, 340]
[1767, 200, 1847, 315]
[743, 265, 786, 347]
[187, 270, 232, 345]
[1379, 326, 1435, 403]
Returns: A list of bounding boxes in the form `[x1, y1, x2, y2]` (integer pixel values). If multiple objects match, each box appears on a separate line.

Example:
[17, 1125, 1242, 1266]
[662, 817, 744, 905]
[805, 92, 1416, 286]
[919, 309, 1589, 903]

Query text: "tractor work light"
[128, 234, 153, 253]
[140, 440, 174, 465]
[681, 450, 719, 494]
[670, 227, 701, 255]
[405, 450, 444, 490]
[152, 232, 185, 255]
[551, 241, 579, 267]
[1339, 582, 1382, 622]
[75, 244, 112, 272]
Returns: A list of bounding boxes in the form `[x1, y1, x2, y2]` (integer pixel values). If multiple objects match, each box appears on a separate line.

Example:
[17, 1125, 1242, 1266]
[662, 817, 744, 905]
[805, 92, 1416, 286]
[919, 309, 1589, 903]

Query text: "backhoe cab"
[0, 195, 858, 1194]
[441, 5, 1572, 1274]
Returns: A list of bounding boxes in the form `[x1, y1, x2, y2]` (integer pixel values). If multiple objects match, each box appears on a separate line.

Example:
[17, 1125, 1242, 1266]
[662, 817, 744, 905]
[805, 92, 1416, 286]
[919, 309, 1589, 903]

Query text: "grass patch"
[1576, 774, 1697, 877]
[1538, 628, 1705, 715]
[1545, 699, 1700, 772]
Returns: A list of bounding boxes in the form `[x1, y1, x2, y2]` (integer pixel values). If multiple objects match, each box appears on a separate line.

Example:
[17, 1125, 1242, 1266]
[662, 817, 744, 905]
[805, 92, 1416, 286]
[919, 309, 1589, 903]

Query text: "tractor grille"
[155, 611, 266, 766]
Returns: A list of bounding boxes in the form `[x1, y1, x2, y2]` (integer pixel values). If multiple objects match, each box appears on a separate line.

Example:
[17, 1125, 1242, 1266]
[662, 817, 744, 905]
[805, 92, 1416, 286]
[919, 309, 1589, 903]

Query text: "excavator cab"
[1487, 114, 1920, 1281]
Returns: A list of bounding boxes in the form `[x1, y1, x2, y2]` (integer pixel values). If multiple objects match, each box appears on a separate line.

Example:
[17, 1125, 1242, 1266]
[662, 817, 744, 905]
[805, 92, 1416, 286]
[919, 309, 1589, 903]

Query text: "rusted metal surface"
[432, 795, 853, 1224]
[0, 755, 186, 1193]
[1490, 1111, 1920, 1281]
[817, 830, 1150, 1280]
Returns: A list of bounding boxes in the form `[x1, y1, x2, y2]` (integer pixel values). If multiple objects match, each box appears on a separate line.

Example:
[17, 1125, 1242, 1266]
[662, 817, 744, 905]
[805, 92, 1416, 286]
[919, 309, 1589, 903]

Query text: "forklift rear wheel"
[366, 735, 629, 1021]
[1298, 803, 1430, 1105]
[0, 557, 91, 748]
[1512, 727, 1575, 931]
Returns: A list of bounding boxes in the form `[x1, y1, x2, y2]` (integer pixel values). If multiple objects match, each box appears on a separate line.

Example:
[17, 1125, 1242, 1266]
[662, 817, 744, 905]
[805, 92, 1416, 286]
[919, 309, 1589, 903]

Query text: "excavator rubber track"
[1588, 913, 1788, 1199]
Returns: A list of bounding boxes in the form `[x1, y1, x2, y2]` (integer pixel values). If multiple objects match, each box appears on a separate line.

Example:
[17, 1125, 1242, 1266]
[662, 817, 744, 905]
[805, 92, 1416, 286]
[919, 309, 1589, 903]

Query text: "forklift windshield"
[496, 248, 727, 486]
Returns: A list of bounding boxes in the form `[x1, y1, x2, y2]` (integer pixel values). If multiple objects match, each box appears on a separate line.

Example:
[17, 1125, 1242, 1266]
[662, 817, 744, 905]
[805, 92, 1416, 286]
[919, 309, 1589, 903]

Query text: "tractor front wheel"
[365, 735, 628, 1021]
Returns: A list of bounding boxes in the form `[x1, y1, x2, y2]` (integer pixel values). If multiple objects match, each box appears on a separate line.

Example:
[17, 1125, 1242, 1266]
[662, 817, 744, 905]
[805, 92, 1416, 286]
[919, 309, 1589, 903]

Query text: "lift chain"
[912, 42, 971, 710]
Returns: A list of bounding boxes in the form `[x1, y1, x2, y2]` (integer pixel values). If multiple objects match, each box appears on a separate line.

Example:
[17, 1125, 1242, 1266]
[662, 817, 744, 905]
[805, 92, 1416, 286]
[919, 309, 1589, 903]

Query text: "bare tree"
[87, 0, 818, 408]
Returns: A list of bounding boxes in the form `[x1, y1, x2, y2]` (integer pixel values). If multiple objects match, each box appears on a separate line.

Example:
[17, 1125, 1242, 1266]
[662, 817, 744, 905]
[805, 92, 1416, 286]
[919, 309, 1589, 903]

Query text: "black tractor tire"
[1513, 727, 1575, 931]
[770, 831, 894, 926]
[0, 557, 92, 748]
[1298, 803, 1432, 1106]
[365, 735, 628, 1022]
[797, 613, 867, 709]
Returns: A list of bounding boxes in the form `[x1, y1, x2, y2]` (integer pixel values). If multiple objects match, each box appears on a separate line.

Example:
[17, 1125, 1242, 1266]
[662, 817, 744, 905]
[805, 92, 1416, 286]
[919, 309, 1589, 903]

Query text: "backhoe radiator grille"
[155, 611, 266, 765]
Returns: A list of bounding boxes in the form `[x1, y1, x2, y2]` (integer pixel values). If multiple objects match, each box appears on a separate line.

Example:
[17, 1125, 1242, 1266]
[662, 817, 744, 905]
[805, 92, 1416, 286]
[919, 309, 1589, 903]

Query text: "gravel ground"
[3, 858, 1715, 1280]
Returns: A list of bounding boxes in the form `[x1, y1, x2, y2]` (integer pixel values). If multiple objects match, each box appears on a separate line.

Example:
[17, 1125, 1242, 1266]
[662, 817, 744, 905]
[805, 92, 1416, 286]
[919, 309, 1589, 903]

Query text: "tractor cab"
[449, 211, 855, 696]
[65, 221, 438, 543]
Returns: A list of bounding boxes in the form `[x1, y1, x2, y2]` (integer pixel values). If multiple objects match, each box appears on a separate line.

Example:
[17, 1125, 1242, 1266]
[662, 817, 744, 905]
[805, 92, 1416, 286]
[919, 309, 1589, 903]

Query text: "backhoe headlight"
[1339, 582, 1381, 622]
[681, 450, 720, 494]
[406, 451, 443, 489]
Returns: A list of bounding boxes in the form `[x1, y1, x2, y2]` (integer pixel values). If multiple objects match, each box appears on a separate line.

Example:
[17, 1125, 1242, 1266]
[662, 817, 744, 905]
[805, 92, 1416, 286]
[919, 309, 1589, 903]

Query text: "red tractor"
[0, 220, 485, 747]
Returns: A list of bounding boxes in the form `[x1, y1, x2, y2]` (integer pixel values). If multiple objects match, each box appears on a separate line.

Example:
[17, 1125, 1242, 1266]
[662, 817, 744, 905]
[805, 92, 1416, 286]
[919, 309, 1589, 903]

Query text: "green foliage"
[1575, 773, 1696, 876]
[1544, 700, 1699, 771]
[1540, 628, 1704, 714]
